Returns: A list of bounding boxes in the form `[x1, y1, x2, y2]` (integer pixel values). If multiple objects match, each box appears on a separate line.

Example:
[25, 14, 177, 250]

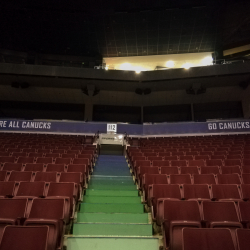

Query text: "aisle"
[67, 155, 159, 250]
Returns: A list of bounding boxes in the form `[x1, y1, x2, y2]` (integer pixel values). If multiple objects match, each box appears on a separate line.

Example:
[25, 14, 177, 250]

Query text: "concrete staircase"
[67, 155, 159, 250]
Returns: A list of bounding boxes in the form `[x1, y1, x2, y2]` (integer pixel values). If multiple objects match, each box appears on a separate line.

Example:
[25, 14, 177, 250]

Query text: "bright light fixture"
[105, 66, 109, 70]
[166, 60, 175, 68]
[201, 56, 213, 65]
[118, 135, 123, 139]
[182, 63, 192, 69]
[135, 70, 141, 74]
[120, 63, 132, 70]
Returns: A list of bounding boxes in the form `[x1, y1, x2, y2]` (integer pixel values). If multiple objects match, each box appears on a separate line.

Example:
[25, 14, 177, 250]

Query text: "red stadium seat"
[182, 228, 236, 250]
[16, 181, 46, 198]
[36, 157, 53, 165]
[141, 174, 168, 202]
[0, 181, 17, 198]
[193, 174, 216, 185]
[202, 201, 242, 229]
[169, 174, 192, 184]
[217, 174, 242, 184]
[55, 158, 71, 165]
[46, 164, 66, 173]
[0, 171, 8, 181]
[235, 229, 250, 250]
[200, 166, 220, 174]
[160, 167, 179, 175]
[8, 171, 34, 182]
[171, 160, 187, 167]
[242, 174, 250, 184]
[24, 163, 45, 172]
[224, 159, 242, 167]
[2, 163, 23, 171]
[211, 184, 242, 201]
[34, 172, 58, 182]
[238, 202, 250, 228]
[47, 182, 78, 214]
[148, 184, 182, 218]
[180, 167, 199, 175]
[159, 200, 202, 248]
[182, 184, 211, 201]
[221, 166, 241, 174]
[206, 159, 223, 166]
[240, 184, 250, 201]
[17, 157, 35, 164]
[0, 156, 16, 164]
[152, 160, 170, 167]
[0, 225, 49, 250]
[24, 198, 68, 250]
[0, 198, 29, 241]
[188, 160, 205, 167]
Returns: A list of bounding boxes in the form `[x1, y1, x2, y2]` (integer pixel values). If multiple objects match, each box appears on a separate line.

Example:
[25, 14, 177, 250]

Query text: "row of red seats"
[137, 165, 249, 176]
[0, 198, 71, 250]
[1, 163, 89, 179]
[0, 181, 79, 212]
[0, 153, 95, 165]
[0, 147, 95, 153]
[128, 146, 248, 151]
[136, 166, 250, 185]
[141, 173, 250, 200]
[147, 184, 250, 211]
[130, 153, 250, 159]
[4, 226, 246, 250]
[181, 228, 249, 250]
[132, 159, 250, 169]
[0, 156, 90, 167]
[0, 170, 84, 187]
[128, 148, 250, 155]
[158, 200, 250, 250]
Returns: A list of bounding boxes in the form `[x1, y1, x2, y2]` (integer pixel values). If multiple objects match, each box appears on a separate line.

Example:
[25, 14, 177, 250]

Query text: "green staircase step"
[77, 213, 149, 224]
[80, 203, 144, 213]
[89, 177, 135, 186]
[73, 223, 153, 236]
[88, 184, 136, 190]
[83, 196, 141, 204]
[86, 190, 139, 197]
[67, 237, 159, 250]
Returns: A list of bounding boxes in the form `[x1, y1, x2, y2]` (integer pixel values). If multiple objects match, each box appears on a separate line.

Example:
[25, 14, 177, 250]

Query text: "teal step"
[83, 196, 141, 204]
[86, 189, 139, 197]
[77, 213, 149, 224]
[80, 203, 144, 213]
[67, 237, 159, 250]
[73, 223, 153, 236]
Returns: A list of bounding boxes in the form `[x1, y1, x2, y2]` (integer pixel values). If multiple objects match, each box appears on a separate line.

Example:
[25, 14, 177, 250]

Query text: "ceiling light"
[135, 70, 141, 74]
[182, 63, 192, 69]
[166, 60, 174, 68]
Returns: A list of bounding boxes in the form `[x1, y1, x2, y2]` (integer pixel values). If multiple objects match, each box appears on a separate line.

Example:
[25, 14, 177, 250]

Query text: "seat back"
[169, 174, 192, 184]
[183, 184, 211, 200]
[0, 226, 49, 250]
[182, 228, 235, 250]
[211, 184, 241, 200]
[16, 182, 46, 198]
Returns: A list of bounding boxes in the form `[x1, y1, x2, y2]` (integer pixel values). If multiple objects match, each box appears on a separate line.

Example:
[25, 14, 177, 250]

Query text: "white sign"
[99, 133, 124, 145]
[107, 124, 117, 133]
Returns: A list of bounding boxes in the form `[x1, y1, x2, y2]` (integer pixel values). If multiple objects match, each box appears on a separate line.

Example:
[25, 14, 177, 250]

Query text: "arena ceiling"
[0, 0, 250, 58]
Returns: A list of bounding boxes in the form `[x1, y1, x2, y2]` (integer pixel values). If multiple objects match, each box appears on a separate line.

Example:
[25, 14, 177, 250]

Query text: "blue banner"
[0, 119, 249, 135]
